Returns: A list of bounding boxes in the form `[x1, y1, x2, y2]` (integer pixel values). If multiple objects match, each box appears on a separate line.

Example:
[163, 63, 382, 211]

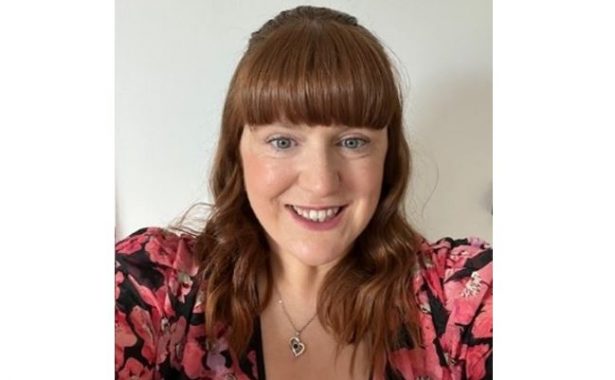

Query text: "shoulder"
[116, 226, 198, 266]
[116, 228, 212, 377]
[418, 236, 492, 289]
[415, 236, 492, 287]
[115, 227, 200, 315]
[414, 236, 492, 323]
[409, 236, 493, 379]
[115, 227, 199, 281]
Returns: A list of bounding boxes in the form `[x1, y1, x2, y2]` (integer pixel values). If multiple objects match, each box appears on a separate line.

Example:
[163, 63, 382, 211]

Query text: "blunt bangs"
[232, 21, 401, 130]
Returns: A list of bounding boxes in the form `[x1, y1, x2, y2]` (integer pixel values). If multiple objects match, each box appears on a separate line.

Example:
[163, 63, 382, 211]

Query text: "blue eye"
[268, 137, 295, 150]
[340, 137, 367, 149]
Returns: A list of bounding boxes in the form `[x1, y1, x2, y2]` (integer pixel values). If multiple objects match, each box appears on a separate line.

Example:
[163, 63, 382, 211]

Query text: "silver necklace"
[274, 285, 318, 358]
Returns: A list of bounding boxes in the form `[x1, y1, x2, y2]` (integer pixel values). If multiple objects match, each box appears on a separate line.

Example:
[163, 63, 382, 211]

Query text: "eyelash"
[338, 137, 368, 150]
[266, 136, 369, 151]
[267, 136, 296, 150]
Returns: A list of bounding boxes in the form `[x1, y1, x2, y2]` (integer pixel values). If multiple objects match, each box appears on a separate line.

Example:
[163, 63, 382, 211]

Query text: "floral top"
[115, 227, 492, 380]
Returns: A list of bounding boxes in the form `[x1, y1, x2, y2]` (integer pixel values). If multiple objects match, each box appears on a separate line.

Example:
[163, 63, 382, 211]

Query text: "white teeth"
[319, 210, 327, 222]
[309, 209, 318, 220]
[291, 205, 341, 223]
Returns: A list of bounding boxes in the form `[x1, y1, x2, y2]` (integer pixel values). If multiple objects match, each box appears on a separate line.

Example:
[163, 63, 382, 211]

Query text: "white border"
[0, 1, 114, 378]
[496, 1, 615, 378]
[2, 0, 615, 377]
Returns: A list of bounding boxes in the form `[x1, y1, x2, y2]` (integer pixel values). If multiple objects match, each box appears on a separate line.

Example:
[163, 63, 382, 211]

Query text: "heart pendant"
[289, 336, 306, 357]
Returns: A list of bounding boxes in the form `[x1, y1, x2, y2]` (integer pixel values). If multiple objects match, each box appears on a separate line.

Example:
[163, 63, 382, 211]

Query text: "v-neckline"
[254, 316, 267, 380]
[251, 316, 378, 380]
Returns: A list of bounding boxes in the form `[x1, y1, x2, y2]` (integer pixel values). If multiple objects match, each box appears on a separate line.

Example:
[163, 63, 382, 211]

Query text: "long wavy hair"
[189, 5, 423, 374]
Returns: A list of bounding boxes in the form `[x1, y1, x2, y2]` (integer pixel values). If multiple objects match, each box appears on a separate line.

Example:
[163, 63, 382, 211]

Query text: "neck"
[266, 249, 340, 315]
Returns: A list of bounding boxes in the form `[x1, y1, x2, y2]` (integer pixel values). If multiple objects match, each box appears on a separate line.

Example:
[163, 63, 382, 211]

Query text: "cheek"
[346, 159, 386, 199]
[242, 154, 294, 204]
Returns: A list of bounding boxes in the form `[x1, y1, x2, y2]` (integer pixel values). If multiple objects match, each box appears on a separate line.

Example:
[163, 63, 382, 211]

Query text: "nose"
[298, 147, 341, 197]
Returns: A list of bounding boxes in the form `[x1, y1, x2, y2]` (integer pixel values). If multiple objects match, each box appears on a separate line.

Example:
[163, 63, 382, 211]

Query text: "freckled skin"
[239, 123, 388, 267]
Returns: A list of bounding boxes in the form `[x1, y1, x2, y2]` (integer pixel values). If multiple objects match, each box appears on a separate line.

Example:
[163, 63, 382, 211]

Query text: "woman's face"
[239, 123, 388, 267]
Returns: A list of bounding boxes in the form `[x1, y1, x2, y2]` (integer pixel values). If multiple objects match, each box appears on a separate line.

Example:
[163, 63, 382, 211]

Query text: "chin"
[291, 245, 348, 268]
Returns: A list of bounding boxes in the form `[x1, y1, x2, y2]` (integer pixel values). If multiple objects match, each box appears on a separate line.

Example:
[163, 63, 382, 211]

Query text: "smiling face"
[239, 123, 388, 267]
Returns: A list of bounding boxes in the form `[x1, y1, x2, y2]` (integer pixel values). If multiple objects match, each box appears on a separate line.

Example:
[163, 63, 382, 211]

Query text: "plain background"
[116, 0, 492, 242]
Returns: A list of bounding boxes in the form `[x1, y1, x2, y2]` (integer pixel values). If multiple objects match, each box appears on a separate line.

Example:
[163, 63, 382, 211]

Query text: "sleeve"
[436, 237, 493, 380]
[114, 227, 199, 379]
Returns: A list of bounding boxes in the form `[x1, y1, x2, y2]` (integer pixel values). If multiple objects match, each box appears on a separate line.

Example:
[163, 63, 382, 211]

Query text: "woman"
[115, 6, 492, 380]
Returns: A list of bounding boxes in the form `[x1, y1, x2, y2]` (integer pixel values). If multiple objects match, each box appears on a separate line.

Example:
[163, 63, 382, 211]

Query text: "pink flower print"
[246, 350, 258, 378]
[471, 289, 492, 339]
[477, 261, 493, 285]
[156, 316, 188, 368]
[117, 357, 154, 380]
[193, 289, 205, 314]
[129, 306, 157, 363]
[179, 323, 214, 378]
[168, 270, 194, 303]
[430, 239, 452, 259]
[173, 238, 199, 276]
[446, 247, 472, 270]
[431, 238, 452, 250]
[206, 350, 227, 373]
[446, 355, 464, 380]
[145, 236, 174, 267]
[182, 340, 209, 378]
[413, 314, 443, 379]
[437, 245, 455, 262]
[448, 297, 479, 327]
[127, 273, 169, 316]
[389, 347, 417, 379]
[418, 311, 437, 344]
[462, 272, 482, 298]
[464, 343, 491, 380]
[126, 272, 174, 337]
[414, 286, 432, 315]
[444, 274, 485, 325]
[468, 236, 487, 248]
[198, 337, 235, 377]
[443, 275, 464, 296]
[116, 232, 149, 255]
[412, 267, 426, 292]
[156, 317, 171, 365]
[115, 310, 137, 371]
[413, 345, 444, 380]
[116, 271, 124, 300]
[422, 267, 445, 300]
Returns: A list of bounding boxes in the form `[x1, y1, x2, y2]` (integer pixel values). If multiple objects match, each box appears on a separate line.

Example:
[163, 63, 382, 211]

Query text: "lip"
[289, 204, 345, 210]
[286, 205, 346, 231]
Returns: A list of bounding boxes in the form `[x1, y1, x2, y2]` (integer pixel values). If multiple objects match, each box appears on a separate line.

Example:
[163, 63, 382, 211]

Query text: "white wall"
[116, 0, 492, 243]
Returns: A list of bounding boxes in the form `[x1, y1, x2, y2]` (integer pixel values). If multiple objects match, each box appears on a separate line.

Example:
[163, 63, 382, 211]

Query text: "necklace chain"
[273, 284, 318, 357]
[274, 284, 318, 336]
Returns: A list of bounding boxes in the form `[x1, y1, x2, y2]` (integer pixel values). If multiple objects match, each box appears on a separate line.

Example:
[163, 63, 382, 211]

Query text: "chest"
[258, 312, 371, 380]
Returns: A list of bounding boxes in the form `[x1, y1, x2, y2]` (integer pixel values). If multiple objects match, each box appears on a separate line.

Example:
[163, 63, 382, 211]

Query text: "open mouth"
[286, 204, 345, 223]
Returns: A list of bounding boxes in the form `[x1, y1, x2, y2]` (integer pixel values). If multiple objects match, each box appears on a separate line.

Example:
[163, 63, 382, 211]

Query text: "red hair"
[182, 6, 423, 375]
